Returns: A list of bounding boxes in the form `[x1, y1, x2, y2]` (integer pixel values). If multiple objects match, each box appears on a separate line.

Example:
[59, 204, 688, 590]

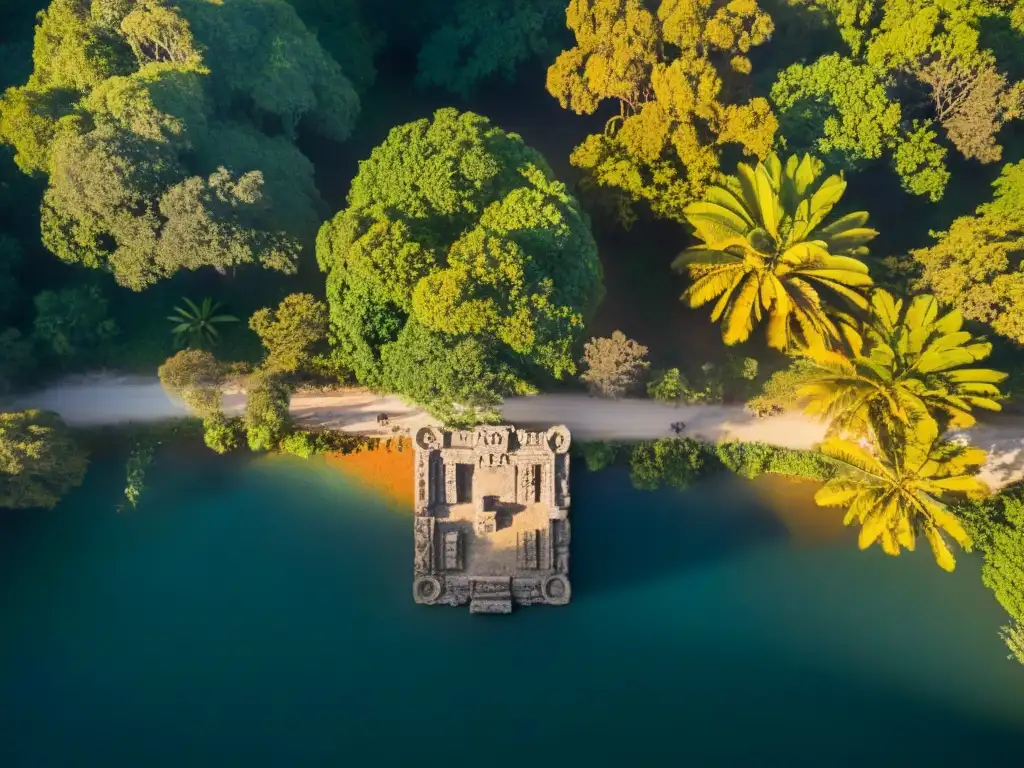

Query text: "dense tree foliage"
[961, 491, 1024, 658]
[244, 369, 291, 451]
[773, 0, 1024, 200]
[647, 367, 685, 403]
[745, 357, 819, 415]
[0, 0, 361, 288]
[815, 425, 987, 571]
[547, 0, 777, 224]
[0, 409, 87, 509]
[580, 331, 649, 398]
[0, 0, 1021, 645]
[249, 293, 328, 374]
[202, 412, 241, 454]
[157, 347, 225, 415]
[797, 290, 1007, 443]
[286, 0, 378, 93]
[417, 0, 567, 96]
[629, 437, 706, 490]
[675, 152, 876, 350]
[317, 108, 603, 419]
[32, 284, 118, 363]
[913, 160, 1024, 343]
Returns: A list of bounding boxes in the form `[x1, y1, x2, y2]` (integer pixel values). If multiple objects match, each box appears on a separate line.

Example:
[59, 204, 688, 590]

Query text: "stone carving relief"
[511, 578, 544, 604]
[516, 464, 532, 505]
[555, 454, 571, 508]
[515, 429, 544, 449]
[553, 519, 571, 574]
[477, 453, 510, 468]
[545, 425, 571, 454]
[539, 462, 553, 508]
[413, 424, 572, 612]
[443, 530, 463, 571]
[443, 462, 457, 504]
[542, 574, 571, 605]
[414, 517, 435, 575]
[415, 426, 443, 451]
[415, 452, 429, 508]
[413, 575, 442, 604]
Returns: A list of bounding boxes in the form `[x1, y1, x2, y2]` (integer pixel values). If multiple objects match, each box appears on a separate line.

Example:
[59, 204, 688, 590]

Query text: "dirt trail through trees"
[8, 374, 1024, 490]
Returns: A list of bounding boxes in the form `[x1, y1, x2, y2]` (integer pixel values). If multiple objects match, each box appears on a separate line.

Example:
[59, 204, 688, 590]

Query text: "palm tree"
[168, 297, 239, 349]
[815, 427, 988, 571]
[797, 289, 1007, 442]
[674, 152, 877, 351]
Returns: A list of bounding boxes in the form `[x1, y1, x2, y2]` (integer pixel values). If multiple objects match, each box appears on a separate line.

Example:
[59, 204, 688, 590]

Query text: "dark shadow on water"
[570, 462, 788, 598]
[3, 452, 1024, 765]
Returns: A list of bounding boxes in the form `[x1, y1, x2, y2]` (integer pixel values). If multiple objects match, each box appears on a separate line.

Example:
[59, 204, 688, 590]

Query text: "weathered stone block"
[413, 425, 572, 613]
[443, 530, 463, 571]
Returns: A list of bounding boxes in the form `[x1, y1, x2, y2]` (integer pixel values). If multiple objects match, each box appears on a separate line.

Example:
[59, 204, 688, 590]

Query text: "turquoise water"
[2, 451, 1022, 766]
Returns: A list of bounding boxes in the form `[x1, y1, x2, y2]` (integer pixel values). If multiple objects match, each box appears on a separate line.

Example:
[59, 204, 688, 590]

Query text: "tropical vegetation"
[960, 490, 1024, 661]
[815, 426, 988, 571]
[317, 108, 603, 420]
[0, 409, 87, 508]
[0, 0, 358, 289]
[796, 290, 1007, 443]
[675, 152, 876, 350]
[580, 331, 649, 398]
[546, 0, 777, 225]
[1, 0, 1022, 669]
[771, 0, 1024, 200]
[912, 160, 1024, 344]
[168, 297, 239, 349]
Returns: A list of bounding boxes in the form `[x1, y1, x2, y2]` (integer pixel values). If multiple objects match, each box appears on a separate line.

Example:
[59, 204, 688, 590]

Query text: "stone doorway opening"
[455, 463, 473, 503]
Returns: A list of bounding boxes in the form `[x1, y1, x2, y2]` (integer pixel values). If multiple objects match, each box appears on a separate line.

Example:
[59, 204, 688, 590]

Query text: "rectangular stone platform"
[412, 425, 572, 613]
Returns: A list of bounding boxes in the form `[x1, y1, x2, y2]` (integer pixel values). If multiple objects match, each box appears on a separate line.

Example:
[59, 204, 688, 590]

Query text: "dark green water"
[2, 453, 1023, 766]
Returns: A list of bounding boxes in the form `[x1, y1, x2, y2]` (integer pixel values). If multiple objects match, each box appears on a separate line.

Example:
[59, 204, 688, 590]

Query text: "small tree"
[158, 349, 225, 415]
[580, 441, 622, 472]
[629, 438, 706, 490]
[280, 431, 318, 459]
[1002, 623, 1024, 664]
[647, 368, 685, 404]
[168, 297, 239, 349]
[746, 358, 819, 416]
[249, 293, 329, 374]
[244, 370, 292, 452]
[580, 331, 649, 398]
[0, 410, 88, 509]
[202, 413, 241, 454]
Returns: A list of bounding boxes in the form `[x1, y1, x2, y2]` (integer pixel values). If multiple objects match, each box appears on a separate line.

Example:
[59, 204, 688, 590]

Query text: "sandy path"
[6, 375, 1024, 490]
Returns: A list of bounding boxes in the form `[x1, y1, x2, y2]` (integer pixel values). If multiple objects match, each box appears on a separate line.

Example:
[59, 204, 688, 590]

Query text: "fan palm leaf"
[167, 296, 239, 349]
[675, 152, 877, 351]
[794, 289, 1008, 443]
[815, 427, 987, 571]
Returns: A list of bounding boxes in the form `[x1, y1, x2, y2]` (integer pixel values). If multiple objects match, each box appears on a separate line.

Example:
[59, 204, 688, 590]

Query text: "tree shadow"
[570, 462, 790, 598]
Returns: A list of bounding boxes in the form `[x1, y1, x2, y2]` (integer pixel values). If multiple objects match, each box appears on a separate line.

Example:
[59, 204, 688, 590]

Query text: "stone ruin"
[412, 424, 572, 614]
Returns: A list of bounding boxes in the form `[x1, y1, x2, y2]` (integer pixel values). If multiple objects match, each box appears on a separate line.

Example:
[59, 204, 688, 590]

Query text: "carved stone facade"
[412, 424, 572, 613]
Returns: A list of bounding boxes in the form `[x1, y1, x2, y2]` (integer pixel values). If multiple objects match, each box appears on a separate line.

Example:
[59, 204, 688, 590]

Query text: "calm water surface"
[2, 451, 1022, 766]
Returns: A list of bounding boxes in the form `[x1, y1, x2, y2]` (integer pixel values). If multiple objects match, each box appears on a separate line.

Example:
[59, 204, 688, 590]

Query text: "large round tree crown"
[317, 108, 604, 418]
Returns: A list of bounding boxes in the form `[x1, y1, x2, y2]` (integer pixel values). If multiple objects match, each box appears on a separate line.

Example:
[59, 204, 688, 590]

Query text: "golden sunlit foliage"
[913, 160, 1024, 344]
[674, 152, 875, 350]
[815, 424, 986, 571]
[546, 0, 777, 224]
[797, 289, 1007, 443]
